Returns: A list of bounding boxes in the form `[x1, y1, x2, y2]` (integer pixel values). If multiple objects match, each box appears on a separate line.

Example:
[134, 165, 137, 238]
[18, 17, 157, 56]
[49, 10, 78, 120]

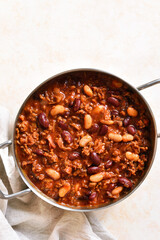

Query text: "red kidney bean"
[78, 195, 89, 201]
[73, 98, 81, 111]
[58, 120, 68, 130]
[33, 149, 44, 156]
[111, 110, 119, 116]
[87, 166, 100, 175]
[38, 112, 49, 128]
[71, 76, 81, 85]
[143, 139, 150, 147]
[61, 131, 73, 144]
[78, 189, 92, 200]
[107, 90, 114, 94]
[90, 152, 101, 166]
[108, 90, 120, 95]
[103, 154, 110, 161]
[68, 151, 80, 160]
[33, 93, 40, 100]
[64, 110, 70, 117]
[108, 97, 120, 107]
[105, 160, 113, 169]
[52, 192, 59, 201]
[83, 189, 92, 197]
[69, 100, 74, 107]
[89, 192, 97, 201]
[77, 81, 81, 87]
[123, 117, 131, 127]
[127, 125, 136, 135]
[107, 183, 115, 192]
[118, 177, 132, 188]
[99, 125, 108, 136]
[88, 123, 99, 134]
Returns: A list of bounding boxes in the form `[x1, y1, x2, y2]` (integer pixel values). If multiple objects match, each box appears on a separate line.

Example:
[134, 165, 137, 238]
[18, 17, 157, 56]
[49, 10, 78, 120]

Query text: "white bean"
[90, 172, 104, 182]
[59, 183, 71, 197]
[127, 107, 138, 117]
[79, 135, 92, 147]
[100, 119, 114, 125]
[84, 114, 92, 129]
[112, 186, 123, 195]
[92, 105, 104, 115]
[125, 151, 139, 161]
[45, 168, 60, 180]
[122, 134, 134, 142]
[84, 85, 93, 97]
[112, 80, 123, 88]
[50, 105, 65, 116]
[108, 133, 122, 142]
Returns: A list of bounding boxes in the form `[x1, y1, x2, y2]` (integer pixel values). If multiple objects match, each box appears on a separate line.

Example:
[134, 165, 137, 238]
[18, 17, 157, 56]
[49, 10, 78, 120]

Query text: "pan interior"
[13, 69, 157, 211]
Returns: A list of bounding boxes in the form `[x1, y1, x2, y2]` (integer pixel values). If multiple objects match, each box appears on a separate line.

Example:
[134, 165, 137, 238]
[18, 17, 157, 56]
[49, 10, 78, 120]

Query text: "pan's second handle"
[0, 188, 31, 200]
[0, 139, 12, 149]
[0, 140, 31, 199]
[137, 78, 160, 138]
[137, 78, 160, 91]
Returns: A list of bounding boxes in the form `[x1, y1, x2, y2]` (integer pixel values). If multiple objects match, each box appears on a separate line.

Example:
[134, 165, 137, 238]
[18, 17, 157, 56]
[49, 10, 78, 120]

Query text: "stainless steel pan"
[0, 69, 160, 211]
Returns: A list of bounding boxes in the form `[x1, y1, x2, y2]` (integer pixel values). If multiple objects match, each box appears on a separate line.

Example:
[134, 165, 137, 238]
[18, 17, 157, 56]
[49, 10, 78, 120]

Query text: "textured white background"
[0, 1, 160, 239]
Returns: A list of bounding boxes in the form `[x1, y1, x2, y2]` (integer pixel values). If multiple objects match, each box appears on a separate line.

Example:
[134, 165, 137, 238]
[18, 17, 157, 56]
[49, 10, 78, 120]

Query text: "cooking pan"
[0, 69, 159, 211]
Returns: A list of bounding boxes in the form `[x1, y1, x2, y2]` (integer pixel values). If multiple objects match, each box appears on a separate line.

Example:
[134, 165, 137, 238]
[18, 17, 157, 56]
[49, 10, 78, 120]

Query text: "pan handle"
[137, 78, 160, 91]
[0, 140, 32, 199]
[137, 78, 160, 138]
[0, 188, 31, 200]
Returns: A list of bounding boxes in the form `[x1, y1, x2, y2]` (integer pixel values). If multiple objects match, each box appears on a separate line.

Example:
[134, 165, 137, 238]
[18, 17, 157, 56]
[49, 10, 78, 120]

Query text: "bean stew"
[15, 71, 150, 208]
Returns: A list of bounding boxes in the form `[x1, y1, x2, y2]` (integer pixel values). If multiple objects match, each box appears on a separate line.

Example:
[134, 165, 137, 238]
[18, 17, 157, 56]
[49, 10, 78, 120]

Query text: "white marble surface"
[0, 1, 160, 239]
